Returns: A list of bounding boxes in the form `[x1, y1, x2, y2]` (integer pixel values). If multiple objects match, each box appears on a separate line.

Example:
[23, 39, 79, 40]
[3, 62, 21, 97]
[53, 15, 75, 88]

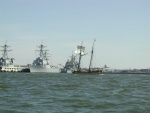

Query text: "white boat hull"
[0, 65, 30, 72]
[29, 65, 60, 73]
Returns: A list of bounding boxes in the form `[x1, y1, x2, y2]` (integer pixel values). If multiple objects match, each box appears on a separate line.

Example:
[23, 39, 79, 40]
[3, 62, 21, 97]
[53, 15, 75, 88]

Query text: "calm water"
[0, 73, 149, 113]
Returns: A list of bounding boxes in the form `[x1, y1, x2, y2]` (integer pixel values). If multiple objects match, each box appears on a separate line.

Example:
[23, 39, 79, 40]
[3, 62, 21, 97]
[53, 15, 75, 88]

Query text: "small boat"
[72, 39, 103, 74]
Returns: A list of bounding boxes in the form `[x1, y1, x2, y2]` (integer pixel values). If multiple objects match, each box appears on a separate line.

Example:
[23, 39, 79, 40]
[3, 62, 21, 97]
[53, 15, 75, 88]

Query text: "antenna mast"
[0, 44, 12, 59]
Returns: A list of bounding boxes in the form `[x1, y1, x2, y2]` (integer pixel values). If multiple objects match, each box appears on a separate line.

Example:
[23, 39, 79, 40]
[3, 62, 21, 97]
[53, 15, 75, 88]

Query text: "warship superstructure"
[60, 54, 78, 73]
[29, 44, 60, 73]
[0, 44, 30, 72]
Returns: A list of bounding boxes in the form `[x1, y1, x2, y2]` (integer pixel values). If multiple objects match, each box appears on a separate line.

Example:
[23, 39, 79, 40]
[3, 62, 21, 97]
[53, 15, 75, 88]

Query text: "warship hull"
[29, 65, 60, 73]
[60, 68, 72, 73]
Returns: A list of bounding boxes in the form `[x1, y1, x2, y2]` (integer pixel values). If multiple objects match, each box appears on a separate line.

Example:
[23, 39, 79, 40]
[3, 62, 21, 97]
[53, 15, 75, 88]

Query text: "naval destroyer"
[60, 54, 78, 73]
[0, 43, 30, 72]
[29, 44, 60, 73]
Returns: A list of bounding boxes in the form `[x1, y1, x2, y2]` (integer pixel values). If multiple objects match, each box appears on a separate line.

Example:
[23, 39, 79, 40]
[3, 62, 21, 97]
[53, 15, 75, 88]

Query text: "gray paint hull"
[29, 65, 60, 73]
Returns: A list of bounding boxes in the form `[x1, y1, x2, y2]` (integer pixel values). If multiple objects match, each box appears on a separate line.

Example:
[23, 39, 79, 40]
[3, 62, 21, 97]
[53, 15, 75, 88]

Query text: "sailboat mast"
[78, 41, 83, 71]
[89, 39, 96, 72]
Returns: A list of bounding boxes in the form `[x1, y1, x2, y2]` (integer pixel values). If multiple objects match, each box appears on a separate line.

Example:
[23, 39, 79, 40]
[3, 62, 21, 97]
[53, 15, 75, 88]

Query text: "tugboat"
[0, 43, 30, 72]
[72, 39, 103, 74]
[29, 43, 59, 73]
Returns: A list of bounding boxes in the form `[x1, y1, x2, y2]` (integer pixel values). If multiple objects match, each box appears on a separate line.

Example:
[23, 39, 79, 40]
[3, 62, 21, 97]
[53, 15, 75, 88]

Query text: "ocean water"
[0, 73, 149, 113]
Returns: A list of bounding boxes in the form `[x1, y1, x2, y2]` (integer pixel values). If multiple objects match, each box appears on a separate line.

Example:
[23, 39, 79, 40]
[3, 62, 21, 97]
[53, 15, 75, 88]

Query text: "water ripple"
[0, 73, 149, 113]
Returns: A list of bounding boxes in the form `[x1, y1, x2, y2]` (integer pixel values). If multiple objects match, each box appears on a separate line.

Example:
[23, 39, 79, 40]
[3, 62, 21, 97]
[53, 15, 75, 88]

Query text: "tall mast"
[89, 39, 96, 72]
[36, 44, 48, 58]
[78, 41, 83, 71]
[39, 44, 44, 58]
[0, 44, 12, 59]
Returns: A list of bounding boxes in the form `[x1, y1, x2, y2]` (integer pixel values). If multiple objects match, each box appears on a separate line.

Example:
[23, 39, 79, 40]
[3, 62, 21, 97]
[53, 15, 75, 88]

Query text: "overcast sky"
[0, 0, 150, 69]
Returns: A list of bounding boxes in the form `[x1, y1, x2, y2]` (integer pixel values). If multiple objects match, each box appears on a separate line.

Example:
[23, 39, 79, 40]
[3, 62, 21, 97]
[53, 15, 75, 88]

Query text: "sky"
[0, 0, 150, 69]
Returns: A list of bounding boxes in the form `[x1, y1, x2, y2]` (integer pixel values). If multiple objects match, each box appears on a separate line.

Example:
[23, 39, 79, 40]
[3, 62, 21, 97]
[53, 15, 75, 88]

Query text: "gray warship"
[60, 54, 78, 73]
[0, 43, 30, 72]
[29, 44, 60, 73]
